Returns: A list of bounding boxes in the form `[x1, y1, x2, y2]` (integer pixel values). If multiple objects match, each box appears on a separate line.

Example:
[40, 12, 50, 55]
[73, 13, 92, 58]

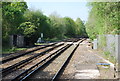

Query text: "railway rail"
[1, 38, 84, 81]
[11, 39, 83, 81]
[2, 38, 79, 64]
[1, 43, 64, 77]
[51, 41, 81, 81]
[1, 43, 57, 64]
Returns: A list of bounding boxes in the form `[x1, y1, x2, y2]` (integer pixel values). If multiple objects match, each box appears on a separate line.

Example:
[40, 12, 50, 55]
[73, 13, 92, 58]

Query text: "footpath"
[60, 39, 118, 81]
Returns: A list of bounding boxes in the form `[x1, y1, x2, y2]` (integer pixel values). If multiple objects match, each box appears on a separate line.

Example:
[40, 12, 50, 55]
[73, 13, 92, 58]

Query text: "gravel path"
[60, 39, 115, 79]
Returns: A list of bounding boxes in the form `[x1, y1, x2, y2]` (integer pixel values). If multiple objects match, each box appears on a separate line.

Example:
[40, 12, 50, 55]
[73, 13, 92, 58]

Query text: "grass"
[2, 46, 27, 54]
[35, 43, 49, 45]
[45, 37, 62, 42]
[96, 49, 116, 64]
[100, 50, 116, 64]
[104, 51, 110, 57]
[2, 37, 63, 54]
[98, 35, 106, 49]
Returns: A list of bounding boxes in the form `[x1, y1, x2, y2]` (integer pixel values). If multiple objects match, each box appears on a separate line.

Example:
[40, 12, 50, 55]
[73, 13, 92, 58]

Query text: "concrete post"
[93, 39, 97, 49]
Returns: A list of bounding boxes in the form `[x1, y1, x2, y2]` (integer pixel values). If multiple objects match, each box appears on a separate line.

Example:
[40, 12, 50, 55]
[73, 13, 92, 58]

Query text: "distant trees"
[63, 17, 76, 37]
[2, 1, 87, 47]
[75, 18, 87, 37]
[86, 2, 120, 40]
[49, 13, 66, 39]
[22, 10, 50, 45]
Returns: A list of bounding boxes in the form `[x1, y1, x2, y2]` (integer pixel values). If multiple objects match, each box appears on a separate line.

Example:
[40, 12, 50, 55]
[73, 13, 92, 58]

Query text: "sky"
[26, 2, 90, 22]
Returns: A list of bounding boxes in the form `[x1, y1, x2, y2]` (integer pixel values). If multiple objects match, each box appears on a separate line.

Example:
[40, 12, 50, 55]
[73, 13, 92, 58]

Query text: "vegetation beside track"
[2, 47, 27, 54]
[86, 2, 120, 40]
[85, 2, 119, 60]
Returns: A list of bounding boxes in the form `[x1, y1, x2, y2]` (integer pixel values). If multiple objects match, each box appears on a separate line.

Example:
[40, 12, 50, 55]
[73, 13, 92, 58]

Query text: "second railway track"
[13, 39, 84, 81]
[1, 42, 64, 77]
[1, 38, 85, 81]
[1, 43, 57, 64]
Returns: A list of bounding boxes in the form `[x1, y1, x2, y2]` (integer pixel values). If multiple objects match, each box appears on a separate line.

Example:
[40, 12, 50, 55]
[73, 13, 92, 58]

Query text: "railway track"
[1, 38, 84, 81]
[1, 43, 57, 64]
[10, 39, 84, 81]
[1, 42, 64, 77]
[2, 38, 79, 64]
[2, 43, 68, 80]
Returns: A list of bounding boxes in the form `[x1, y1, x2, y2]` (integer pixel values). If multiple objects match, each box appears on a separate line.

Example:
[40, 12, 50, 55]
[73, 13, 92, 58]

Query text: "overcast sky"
[26, 1, 90, 22]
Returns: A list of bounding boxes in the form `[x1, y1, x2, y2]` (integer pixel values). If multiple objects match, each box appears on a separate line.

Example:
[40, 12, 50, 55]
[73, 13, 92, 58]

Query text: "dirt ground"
[60, 39, 116, 80]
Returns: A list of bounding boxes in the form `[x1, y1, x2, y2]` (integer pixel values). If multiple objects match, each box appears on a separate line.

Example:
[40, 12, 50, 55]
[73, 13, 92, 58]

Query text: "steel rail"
[15, 39, 81, 81]
[2, 43, 57, 64]
[2, 43, 64, 76]
[11, 44, 72, 81]
[51, 39, 83, 81]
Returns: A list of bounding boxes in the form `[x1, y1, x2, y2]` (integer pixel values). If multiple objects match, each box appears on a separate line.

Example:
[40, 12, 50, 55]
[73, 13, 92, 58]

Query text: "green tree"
[49, 13, 66, 39]
[63, 17, 76, 37]
[86, 2, 120, 40]
[2, 1, 28, 46]
[23, 10, 51, 39]
[18, 22, 36, 46]
[75, 18, 87, 37]
[18, 22, 36, 37]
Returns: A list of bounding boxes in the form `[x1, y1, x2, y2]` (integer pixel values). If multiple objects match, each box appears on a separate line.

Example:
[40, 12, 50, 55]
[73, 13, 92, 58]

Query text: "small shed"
[9, 35, 24, 47]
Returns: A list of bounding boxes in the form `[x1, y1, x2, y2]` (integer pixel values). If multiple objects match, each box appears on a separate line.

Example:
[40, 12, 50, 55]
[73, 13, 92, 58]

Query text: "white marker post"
[93, 39, 97, 49]
[41, 33, 43, 42]
[41, 33, 43, 38]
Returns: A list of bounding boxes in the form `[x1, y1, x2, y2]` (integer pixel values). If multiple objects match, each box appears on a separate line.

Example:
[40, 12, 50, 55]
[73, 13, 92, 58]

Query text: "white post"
[93, 39, 97, 49]
[41, 33, 43, 38]
[41, 33, 43, 42]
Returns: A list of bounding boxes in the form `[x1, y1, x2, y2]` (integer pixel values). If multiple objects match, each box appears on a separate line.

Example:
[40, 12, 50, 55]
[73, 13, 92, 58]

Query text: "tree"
[18, 22, 36, 46]
[86, 2, 120, 40]
[75, 18, 87, 37]
[24, 10, 51, 36]
[18, 22, 36, 37]
[49, 13, 66, 39]
[63, 17, 77, 37]
[2, 1, 28, 46]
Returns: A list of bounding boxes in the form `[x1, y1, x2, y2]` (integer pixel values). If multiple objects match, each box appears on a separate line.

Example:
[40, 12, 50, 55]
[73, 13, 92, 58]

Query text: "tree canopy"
[86, 2, 120, 40]
[2, 1, 87, 46]
[2, 1, 28, 46]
